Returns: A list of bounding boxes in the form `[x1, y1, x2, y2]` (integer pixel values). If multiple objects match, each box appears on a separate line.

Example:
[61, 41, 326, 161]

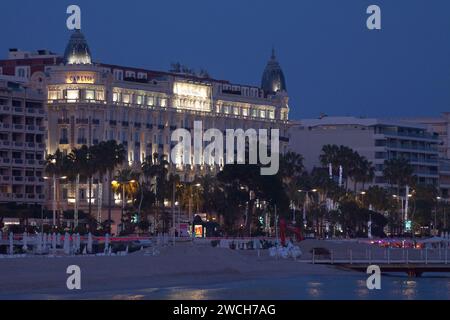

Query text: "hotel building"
[0, 29, 290, 225]
[289, 116, 440, 189]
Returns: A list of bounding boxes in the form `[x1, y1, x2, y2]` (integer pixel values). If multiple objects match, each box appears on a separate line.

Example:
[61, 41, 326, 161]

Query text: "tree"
[383, 158, 414, 195]
[94, 141, 126, 231]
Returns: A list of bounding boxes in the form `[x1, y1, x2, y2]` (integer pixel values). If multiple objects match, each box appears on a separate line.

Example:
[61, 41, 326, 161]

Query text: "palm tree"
[383, 158, 414, 196]
[66, 146, 90, 228]
[45, 149, 69, 226]
[112, 167, 140, 230]
[92, 141, 126, 228]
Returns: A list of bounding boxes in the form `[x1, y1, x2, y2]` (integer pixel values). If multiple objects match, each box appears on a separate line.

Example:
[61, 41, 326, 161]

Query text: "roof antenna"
[271, 46, 276, 60]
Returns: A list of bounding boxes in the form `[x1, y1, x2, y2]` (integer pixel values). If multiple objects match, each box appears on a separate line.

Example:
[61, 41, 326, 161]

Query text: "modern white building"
[402, 113, 450, 196]
[289, 116, 440, 189]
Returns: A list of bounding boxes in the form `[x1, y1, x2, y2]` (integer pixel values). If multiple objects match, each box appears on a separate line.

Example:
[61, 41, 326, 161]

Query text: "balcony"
[13, 159, 24, 165]
[58, 118, 70, 125]
[77, 138, 88, 145]
[109, 120, 117, 126]
[92, 119, 100, 125]
[13, 176, 24, 182]
[122, 121, 129, 127]
[59, 139, 69, 145]
[76, 118, 89, 125]
[146, 124, 153, 129]
[13, 124, 24, 131]
[0, 123, 11, 130]
[13, 107, 24, 114]
[170, 125, 177, 131]
[158, 125, 165, 130]
[134, 122, 142, 128]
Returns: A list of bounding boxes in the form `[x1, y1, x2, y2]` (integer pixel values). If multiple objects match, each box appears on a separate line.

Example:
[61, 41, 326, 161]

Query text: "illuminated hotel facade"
[0, 29, 290, 223]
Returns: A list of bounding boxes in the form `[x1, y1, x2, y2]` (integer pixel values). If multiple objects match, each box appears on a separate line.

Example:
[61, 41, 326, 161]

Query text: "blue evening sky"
[1, 0, 450, 120]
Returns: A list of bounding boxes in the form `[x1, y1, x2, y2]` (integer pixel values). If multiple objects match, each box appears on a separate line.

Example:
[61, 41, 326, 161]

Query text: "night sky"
[2, 0, 450, 120]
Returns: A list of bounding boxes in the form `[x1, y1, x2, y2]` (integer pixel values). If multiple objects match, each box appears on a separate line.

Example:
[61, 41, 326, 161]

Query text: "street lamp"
[44, 175, 67, 227]
[111, 179, 136, 233]
[298, 189, 317, 228]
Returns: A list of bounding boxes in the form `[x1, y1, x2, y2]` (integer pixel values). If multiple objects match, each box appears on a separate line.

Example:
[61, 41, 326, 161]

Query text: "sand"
[1, 239, 446, 299]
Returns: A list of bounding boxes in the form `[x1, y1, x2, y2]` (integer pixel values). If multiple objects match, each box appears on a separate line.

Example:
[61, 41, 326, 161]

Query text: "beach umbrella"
[104, 233, 110, 253]
[22, 232, 28, 251]
[87, 233, 93, 254]
[8, 232, 13, 255]
[42, 233, 47, 252]
[76, 233, 81, 253]
[36, 233, 42, 253]
[56, 233, 62, 247]
[63, 232, 71, 255]
[52, 233, 57, 253]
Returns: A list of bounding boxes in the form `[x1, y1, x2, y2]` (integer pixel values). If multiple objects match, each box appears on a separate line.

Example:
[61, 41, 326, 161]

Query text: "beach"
[0, 239, 449, 300]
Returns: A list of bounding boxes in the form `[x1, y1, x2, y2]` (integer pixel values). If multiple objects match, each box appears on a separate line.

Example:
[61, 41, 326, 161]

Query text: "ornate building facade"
[0, 29, 291, 227]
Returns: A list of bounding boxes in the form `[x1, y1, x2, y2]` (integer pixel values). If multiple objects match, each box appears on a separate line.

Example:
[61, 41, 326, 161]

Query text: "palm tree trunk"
[108, 170, 113, 233]
[88, 175, 93, 217]
[97, 175, 103, 225]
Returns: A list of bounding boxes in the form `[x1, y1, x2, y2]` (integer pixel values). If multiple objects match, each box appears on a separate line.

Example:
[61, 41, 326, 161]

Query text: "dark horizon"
[1, 0, 450, 120]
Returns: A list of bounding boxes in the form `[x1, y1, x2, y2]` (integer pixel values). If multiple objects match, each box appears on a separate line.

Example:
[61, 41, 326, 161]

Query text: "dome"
[261, 48, 287, 95]
[63, 29, 92, 65]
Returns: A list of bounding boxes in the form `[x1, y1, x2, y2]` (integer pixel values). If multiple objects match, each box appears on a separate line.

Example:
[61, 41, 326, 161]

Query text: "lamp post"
[44, 173, 67, 227]
[298, 189, 317, 228]
[189, 183, 201, 239]
[111, 179, 136, 233]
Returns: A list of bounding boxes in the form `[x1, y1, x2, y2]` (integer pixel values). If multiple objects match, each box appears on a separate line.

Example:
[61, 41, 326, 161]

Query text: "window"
[234, 107, 240, 115]
[147, 96, 154, 106]
[122, 94, 130, 104]
[15, 66, 30, 79]
[160, 98, 167, 107]
[113, 69, 123, 81]
[269, 110, 275, 119]
[260, 110, 266, 118]
[137, 72, 147, 80]
[125, 71, 136, 79]
[85, 90, 95, 100]
[242, 108, 248, 116]
[66, 89, 79, 101]
[113, 92, 119, 102]
[48, 90, 60, 100]
[136, 95, 143, 105]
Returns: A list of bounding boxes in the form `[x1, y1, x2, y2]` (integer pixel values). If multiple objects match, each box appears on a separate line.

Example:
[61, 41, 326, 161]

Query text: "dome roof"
[63, 29, 92, 65]
[261, 48, 287, 94]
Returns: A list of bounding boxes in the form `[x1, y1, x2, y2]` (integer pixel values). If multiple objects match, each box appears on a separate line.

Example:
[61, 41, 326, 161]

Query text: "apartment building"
[289, 116, 440, 189]
[0, 77, 46, 204]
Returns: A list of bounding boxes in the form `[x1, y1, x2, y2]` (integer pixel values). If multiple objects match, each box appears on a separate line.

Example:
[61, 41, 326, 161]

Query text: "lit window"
[48, 91, 59, 100]
[96, 91, 104, 101]
[85, 90, 95, 100]
[260, 110, 266, 118]
[234, 107, 240, 115]
[122, 94, 130, 104]
[66, 89, 79, 101]
[242, 108, 248, 116]
[113, 92, 119, 102]
[147, 96, 154, 106]
[136, 95, 143, 105]
[269, 110, 275, 119]
[160, 98, 167, 107]
[224, 106, 230, 114]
